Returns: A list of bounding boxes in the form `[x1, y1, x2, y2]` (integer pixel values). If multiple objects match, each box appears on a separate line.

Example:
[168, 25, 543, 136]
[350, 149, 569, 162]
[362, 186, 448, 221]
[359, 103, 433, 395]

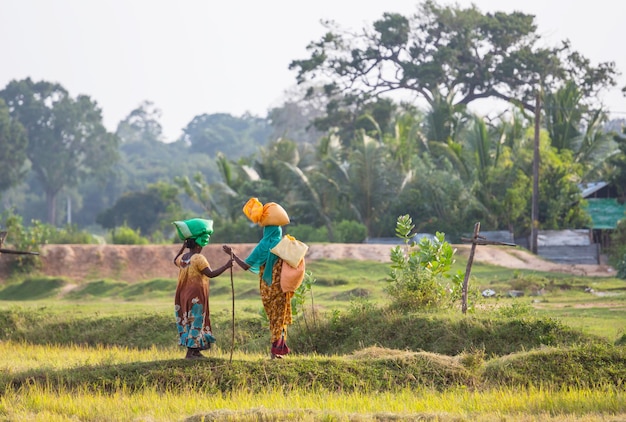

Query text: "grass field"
[0, 258, 624, 421]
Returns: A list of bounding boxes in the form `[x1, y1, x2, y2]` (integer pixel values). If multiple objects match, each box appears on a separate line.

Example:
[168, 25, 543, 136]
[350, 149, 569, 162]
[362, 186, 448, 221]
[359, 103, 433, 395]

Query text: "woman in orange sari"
[225, 225, 293, 359]
[173, 237, 233, 359]
[224, 197, 293, 359]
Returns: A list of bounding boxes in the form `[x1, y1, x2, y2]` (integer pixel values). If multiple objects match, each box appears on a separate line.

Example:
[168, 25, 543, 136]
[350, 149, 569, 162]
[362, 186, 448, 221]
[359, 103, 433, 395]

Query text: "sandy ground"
[0, 243, 616, 283]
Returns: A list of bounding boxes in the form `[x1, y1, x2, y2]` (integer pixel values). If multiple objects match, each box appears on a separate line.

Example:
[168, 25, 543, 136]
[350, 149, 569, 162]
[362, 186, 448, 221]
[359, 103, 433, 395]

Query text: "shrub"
[0, 209, 47, 273]
[287, 224, 328, 243]
[386, 214, 464, 311]
[47, 224, 96, 244]
[110, 224, 149, 245]
[334, 220, 367, 243]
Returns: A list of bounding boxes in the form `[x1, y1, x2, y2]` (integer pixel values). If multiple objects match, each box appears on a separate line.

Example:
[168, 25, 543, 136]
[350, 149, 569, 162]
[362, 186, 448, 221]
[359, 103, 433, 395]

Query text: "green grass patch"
[0, 277, 67, 300]
[64, 278, 128, 299]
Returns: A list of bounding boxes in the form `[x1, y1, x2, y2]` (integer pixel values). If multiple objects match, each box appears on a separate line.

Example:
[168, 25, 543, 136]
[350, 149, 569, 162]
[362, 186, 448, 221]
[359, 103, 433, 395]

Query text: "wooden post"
[531, 92, 541, 254]
[461, 222, 480, 314]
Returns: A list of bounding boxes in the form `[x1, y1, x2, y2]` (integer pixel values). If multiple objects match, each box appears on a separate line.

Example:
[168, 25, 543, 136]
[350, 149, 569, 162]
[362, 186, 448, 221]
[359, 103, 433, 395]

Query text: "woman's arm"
[173, 243, 185, 266]
[201, 258, 233, 278]
[232, 254, 251, 271]
[222, 245, 251, 271]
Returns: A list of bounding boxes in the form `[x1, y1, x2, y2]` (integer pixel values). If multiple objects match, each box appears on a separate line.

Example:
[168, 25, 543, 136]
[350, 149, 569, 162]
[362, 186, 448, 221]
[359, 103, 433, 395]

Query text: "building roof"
[579, 182, 608, 198]
[584, 198, 626, 229]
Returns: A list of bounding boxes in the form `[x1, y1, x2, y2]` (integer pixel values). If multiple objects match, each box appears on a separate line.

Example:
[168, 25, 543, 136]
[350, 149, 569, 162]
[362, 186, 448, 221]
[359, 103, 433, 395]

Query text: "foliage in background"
[0, 209, 46, 272]
[0, 98, 28, 194]
[609, 125, 626, 201]
[334, 219, 368, 243]
[46, 224, 96, 244]
[0, 78, 119, 225]
[290, 1, 616, 119]
[616, 253, 626, 280]
[109, 224, 149, 245]
[209, 217, 262, 244]
[386, 215, 464, 311]
[96, 181, 183, 240]
[608, 219, 626, 278]
[286, 224, 329, 243]
[0, 2, 624, 246]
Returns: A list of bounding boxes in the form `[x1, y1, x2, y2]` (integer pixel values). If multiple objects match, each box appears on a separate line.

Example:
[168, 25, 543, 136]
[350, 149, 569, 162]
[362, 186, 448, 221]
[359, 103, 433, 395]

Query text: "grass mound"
[64, 279, 127, 299]
[0, 349, 476, 393]
[484, 343, 626, 387]
[2, 344, 623, 395]
[0, 277, 67, 300]
[291, 308, 605, 356]
[0, 302, 606, 357]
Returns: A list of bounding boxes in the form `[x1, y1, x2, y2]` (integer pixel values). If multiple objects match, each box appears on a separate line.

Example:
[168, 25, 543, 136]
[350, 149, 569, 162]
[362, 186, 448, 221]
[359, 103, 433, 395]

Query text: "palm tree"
[345, 131, 403, 237]
[543, 81, 617, 182]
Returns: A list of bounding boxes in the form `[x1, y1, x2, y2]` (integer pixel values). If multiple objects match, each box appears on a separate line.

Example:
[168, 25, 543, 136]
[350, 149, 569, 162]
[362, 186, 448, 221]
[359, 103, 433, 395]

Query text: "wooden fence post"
[461, 222, 480, 314]
[460, 223, 517, 314]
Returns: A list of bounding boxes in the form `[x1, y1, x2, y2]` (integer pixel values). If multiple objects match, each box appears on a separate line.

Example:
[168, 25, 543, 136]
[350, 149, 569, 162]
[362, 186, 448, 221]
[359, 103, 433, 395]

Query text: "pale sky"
[1, 0, 624, 142]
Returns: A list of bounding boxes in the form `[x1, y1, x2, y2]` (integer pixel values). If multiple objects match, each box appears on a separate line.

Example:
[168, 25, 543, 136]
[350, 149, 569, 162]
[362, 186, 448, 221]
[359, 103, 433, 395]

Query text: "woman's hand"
[222, 245, 233, 256]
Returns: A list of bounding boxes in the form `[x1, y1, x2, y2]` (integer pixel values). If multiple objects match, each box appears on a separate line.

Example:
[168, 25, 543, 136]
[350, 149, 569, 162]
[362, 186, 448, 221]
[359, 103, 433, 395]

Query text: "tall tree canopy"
[115, 100, 165, 145]
[290, 1, 618, 113]
[0, 98, 28, 194]
[0, 78, 119, 225]
[181, 112, 271, 159]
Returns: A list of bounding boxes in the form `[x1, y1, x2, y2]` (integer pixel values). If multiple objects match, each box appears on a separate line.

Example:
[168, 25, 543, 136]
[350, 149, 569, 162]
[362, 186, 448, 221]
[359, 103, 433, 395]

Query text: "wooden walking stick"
[229, 249, 235, 364]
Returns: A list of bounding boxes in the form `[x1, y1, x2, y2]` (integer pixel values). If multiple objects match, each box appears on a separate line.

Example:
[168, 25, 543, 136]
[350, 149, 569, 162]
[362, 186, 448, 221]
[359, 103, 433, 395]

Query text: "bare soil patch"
[0, 243, 615, 283]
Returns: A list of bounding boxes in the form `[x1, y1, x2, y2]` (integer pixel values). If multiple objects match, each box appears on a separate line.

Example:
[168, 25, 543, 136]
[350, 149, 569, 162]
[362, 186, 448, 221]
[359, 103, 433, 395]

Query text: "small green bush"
[334, 220, 367, 243]
[110, 224, 149, 245]
[386, 215, 464, 311]
[47, 224, 96, 244]
[0, 210, 46, 273]
[287, 224, 328, 243]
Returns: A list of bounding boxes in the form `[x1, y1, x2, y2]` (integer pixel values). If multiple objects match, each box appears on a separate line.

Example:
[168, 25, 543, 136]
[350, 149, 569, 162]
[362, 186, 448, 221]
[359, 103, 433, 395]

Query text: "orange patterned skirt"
[259, 258, 294, 344]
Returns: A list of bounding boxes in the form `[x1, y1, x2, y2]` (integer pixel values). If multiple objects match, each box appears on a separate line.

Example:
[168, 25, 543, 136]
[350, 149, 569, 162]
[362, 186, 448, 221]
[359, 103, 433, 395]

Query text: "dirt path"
[0, 243, 616, 283]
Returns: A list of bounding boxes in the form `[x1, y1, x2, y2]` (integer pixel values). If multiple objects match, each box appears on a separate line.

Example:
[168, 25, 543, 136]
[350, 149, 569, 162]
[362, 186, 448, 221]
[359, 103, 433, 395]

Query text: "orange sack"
[242, 197, 290, 227]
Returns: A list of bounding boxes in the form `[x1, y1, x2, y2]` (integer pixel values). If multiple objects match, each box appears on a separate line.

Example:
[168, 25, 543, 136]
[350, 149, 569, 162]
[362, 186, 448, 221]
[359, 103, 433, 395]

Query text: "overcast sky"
[1, 0, 624, 142]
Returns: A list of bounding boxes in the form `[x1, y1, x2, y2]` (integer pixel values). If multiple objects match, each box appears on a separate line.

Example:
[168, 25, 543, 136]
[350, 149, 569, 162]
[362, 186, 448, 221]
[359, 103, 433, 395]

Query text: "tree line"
[1, 0, 625, 246]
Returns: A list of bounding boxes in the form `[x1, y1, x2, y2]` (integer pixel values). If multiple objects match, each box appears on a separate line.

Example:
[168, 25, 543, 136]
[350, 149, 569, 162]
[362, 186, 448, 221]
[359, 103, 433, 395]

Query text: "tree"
[180, 112, 271, 159]
[543, 82, 617, 182]
[0, 78, 119, 225]
[0, 98, 28, 194]
[344, 131, 403, 237]
[116, 100, 165, 144]
[609, 126, 626, 201]
[96, 182, 182, 237]
[267, 95, 325, 144]
[290, 1, 617, 114]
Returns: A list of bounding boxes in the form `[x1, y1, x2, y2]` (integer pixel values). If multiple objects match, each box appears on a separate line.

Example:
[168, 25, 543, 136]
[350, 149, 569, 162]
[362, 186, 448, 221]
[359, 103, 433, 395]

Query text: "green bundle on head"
[172, 218, 214, 247]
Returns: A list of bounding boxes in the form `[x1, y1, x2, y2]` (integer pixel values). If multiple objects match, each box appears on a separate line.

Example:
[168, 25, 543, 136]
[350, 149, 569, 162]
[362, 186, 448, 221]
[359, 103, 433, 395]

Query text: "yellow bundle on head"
[243, 197, 264, 224]
[242, 197, 290, 226]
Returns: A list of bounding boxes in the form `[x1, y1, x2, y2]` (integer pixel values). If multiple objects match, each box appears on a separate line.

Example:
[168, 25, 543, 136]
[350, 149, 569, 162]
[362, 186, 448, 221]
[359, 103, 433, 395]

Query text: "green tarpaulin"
[584, 198, 626, 229]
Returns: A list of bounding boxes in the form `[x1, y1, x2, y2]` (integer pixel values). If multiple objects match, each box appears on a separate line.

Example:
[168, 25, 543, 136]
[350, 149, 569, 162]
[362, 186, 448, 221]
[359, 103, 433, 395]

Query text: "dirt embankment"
[0, 243, 616, 283]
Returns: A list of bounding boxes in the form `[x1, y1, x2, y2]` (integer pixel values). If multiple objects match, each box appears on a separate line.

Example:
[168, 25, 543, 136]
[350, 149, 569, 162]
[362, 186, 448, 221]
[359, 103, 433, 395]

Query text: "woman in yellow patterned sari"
[225, 225, 293, 359]
[173, 238, 233, 359]
[224, 197, 292, 359]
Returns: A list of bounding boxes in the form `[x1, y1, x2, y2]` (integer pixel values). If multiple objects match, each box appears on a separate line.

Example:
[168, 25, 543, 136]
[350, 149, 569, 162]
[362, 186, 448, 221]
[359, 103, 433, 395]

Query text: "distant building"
[580, 181, 626, 249]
